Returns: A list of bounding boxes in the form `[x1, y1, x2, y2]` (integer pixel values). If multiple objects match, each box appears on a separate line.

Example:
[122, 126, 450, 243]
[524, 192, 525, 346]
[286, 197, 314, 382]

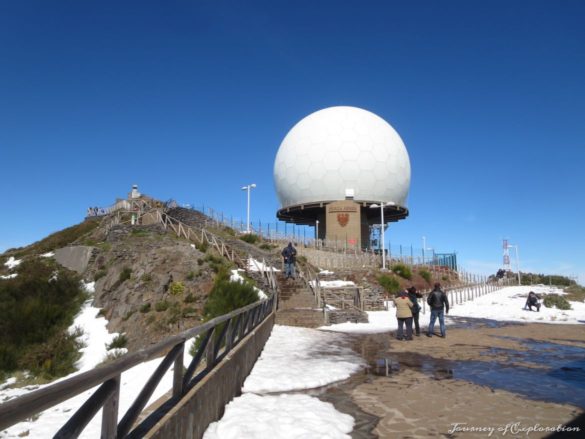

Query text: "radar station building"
[273, 106, 411, 249]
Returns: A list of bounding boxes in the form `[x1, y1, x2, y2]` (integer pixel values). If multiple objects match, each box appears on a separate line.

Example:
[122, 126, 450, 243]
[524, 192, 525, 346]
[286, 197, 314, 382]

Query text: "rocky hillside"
[1, 206, 283, 355]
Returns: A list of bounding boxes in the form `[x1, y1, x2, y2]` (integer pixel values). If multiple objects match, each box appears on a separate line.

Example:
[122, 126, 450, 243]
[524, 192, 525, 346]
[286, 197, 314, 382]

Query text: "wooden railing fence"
[0, 296, 276, 437]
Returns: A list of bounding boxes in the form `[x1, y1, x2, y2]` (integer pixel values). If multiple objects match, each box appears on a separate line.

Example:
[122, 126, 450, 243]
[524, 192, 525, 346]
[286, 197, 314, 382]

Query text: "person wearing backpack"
[407, 286, 423, 336]
[281, 242, 297, 279]
[426, 282, 449, 338]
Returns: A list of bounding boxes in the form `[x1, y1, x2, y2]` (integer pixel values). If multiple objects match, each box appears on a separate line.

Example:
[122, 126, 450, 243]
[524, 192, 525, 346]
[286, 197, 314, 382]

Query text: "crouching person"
[525, 291, 541, 311]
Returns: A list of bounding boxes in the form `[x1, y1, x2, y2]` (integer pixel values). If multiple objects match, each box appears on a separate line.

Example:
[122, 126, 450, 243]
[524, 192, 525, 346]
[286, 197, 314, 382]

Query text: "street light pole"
[380, 204, 385, 270]
[508, 244, 521, 285]
[315, 220, 319, 248]
[371, 202, 394, 270]
[241, 184, 256, 233]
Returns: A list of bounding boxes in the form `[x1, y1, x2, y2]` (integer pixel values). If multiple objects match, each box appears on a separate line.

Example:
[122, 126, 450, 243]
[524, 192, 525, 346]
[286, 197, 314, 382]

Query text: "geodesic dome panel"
[273, 106, 411, 208]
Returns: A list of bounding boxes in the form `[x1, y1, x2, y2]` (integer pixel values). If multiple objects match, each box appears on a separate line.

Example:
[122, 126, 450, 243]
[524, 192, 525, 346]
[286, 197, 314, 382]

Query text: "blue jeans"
[428, 309, 445, 336]
[285, 262, 295, 278]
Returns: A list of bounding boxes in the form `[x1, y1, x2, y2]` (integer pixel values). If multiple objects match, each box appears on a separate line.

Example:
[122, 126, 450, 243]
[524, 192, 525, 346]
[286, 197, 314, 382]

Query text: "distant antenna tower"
[503, 239, 511, 271]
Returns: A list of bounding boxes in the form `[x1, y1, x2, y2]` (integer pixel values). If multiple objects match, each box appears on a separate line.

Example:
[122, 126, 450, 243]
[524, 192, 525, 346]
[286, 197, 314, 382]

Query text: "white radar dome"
[274, 106, 411, 208]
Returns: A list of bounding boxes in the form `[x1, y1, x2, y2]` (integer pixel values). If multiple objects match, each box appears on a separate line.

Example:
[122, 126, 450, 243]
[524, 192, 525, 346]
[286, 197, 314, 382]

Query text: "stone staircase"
[275, 274, 325, 328]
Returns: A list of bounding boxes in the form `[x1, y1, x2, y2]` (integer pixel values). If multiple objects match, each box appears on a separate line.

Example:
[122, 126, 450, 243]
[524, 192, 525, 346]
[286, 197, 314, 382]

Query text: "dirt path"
[348, 323, 585, 438]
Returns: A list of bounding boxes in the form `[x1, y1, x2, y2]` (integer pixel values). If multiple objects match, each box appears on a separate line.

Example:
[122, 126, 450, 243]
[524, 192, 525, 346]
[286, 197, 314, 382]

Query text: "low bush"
[0, 259, 86, 378]
[155, 300, 170, 312]
[139, 303, 151, 313]
[543, 294, 571, 310]
[141, 273, 152, 282]
[239, 234, 259, 244]
[377, 274, 401, 295]
[419, 269, 431, 283]
[184, 293, 197, 303]
[106, 334, 128, 350]
[195, 241, 209, 253]
[392, 263, 412, 280]
[119, 267, 132, 283]
[169, 281, 185, 295]
[203, 269, 258, 320]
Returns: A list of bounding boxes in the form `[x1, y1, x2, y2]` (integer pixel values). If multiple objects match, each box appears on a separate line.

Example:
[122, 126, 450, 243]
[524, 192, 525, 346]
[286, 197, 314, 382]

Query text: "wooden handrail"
[0, 296, 275, 435]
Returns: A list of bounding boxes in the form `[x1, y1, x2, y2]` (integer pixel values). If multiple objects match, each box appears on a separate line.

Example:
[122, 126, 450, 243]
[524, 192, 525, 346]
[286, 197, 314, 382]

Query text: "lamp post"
[371, 202, 394, 270]
[507, 244, 521, 285]
[315, 220, 319, 248]
[241, 184, 256, 233]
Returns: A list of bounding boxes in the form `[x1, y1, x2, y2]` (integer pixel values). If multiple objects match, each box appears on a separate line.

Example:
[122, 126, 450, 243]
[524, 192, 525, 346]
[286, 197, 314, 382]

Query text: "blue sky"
[1, 1, 584, 284]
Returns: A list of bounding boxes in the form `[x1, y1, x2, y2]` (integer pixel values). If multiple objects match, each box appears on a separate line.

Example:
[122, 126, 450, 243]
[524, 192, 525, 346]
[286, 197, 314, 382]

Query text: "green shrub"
[419, 269, 431, 283]
[122, 310, 134, 321]
[141, 273, 152, 282]
[378, 274, 401, 295]
[184, 293, 197, 303]
[543, 294, 571, 310]
[186, 271, 196, 281]
[155, 300, 170, 312]
[195, 241, 209, 253]
[169, 281, 185, 295]
[119, 267, 132, 283]
[20, 328, 85, 379]
[259, 243, 273, 250]
[131, 229, 149, 237]
[197, 258, 204, 266]
[392, 263, 412, 280]
[239, 234, 259, 244]
[139, 303, 152, 313]
[94, 269, 107, 282]
[0, 259, 86, 378]
[204, 254, 229, 273]
[106, 334, 128, 350]
[442, 275, 449, 281]
[203, 269, 258, 320]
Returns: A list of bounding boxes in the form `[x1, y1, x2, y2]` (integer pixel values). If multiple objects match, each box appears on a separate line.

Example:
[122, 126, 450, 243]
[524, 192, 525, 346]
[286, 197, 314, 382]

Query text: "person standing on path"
[281, 242, 297, 279]
[407, 286, 423, 336]
[393, 290, 414, 340]
[426, 282, 449, 338]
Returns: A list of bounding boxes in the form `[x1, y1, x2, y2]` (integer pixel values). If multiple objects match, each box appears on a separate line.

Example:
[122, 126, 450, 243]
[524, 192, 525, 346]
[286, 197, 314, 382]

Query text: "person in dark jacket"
[524, 291, 541, 311]
[281, 242, 297, 279]
[407, 286, 423, 336]
[426, 282, 449, 338]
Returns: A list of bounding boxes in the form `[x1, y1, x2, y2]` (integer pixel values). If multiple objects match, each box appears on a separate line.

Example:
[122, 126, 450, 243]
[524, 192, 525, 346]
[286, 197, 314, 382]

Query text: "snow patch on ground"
[4, 256, 21, 269]
[204, 393, 354, 439]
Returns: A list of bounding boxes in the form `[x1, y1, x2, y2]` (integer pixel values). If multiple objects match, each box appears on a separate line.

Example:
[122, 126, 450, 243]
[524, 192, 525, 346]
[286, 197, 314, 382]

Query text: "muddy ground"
[318, 322, 585, 438]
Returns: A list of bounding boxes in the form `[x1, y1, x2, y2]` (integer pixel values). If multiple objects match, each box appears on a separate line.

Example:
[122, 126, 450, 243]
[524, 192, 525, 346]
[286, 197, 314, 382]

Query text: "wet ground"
[304, 320, 585, 437]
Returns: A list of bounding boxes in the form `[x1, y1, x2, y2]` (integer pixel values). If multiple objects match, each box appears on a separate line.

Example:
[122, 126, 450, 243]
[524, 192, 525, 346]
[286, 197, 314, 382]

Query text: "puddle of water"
[347, 331, 585, 409]
[384, 336, 585, 408]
